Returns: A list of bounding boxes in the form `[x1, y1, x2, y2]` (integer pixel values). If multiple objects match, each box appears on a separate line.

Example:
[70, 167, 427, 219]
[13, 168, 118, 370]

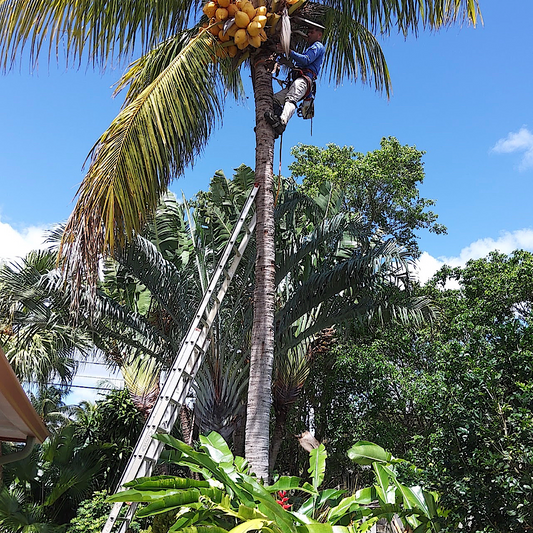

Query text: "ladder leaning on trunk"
[102, 184, 259, 533]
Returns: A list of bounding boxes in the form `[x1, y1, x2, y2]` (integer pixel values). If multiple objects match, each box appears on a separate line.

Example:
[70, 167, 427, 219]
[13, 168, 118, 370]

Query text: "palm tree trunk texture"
[245, 54, 277, 480]
[270, 328, 337, 471]
[269, 401, 290, 472]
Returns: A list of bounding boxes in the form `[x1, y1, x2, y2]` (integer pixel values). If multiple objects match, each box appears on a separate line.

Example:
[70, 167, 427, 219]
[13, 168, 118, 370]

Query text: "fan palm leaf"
[116, 235, 200, 329]
[193, 347, 249, 440]
[0, 250, 90, 386]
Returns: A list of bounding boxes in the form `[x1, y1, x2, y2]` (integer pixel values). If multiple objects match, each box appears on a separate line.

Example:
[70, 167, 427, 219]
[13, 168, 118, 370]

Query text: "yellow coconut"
[227, 3, 239, 16]
[218, 0, 231, 7]
[202, 1, 218, 18]
[248, 34, 261, 48]
[252, 14, 267, 27]
[207, 21, 220, 34]
[227, 44, 238, 57]
[234, 10, 250, 27]
[208, 20, 220, 35]
[215, 7, 229, 20]
[216, 47, 228, 58]
[234, 28, 248, 45]
[259, 28, 267, 41]
[256, 6, 267, 16]
[218, 29, 230, 41]
[242, 2, 256, 20]
[226, 22, 239, 36]
[247, 20, 262, 37]
[236, 0, 247, 9]
[237, 40, 249, 49]
[267, 13, 280, 34]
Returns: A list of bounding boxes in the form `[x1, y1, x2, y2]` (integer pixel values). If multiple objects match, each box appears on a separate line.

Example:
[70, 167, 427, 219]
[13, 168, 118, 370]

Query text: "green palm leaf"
[114, 30, 243, 105]
[323, 10, 391, 94]
[60, 30, 232, 292]
[0, 0, 201, 70]
[0, 250, 89, 386]
[322, 0, 481, 35]
[116, 234, 199, 328]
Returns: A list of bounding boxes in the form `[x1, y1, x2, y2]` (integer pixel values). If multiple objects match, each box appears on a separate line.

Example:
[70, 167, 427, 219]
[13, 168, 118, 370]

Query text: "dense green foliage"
[109, 432, 446, 532]
[279, 250, 533, 532]
[0, 390, 144, 531]
[291, 138, 447, 256]
[66, 490, 144, 533]
[66, 491, 112, 533]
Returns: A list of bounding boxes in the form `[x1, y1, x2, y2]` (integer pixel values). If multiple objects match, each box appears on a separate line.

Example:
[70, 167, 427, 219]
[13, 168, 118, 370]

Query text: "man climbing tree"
[265, 24, 325, 137]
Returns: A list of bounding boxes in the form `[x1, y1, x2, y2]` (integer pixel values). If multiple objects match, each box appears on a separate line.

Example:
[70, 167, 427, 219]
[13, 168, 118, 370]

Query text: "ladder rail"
[102, 184, 258, 533]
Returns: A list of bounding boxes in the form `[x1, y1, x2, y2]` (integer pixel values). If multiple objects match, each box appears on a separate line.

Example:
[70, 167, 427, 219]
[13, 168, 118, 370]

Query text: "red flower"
[275, 490, 291, 510]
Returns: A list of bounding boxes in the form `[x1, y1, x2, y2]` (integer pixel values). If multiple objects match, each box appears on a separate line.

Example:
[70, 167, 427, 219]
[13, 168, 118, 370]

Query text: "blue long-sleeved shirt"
[289, 41, 325, 78]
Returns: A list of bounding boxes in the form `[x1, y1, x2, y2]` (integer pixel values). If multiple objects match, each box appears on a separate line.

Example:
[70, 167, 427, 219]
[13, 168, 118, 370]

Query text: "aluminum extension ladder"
[102, 184, 259, 533]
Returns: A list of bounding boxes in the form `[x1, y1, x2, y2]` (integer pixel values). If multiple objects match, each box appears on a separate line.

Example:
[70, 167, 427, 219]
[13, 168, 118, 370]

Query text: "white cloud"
[0, 218, 49, 263]
[492, 126, 533, 171]
[414, 228, 533, 285]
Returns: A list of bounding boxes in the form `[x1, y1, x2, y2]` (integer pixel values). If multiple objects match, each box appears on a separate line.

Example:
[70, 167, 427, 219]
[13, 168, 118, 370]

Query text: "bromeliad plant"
[109, 432, 446, 532]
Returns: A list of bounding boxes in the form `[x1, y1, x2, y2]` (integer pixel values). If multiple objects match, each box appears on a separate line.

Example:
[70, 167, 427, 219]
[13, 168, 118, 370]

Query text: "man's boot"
[264, 111, 286, 138]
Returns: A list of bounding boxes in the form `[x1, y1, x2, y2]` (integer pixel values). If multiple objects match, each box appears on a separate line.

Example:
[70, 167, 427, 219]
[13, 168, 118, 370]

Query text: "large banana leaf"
[347, 442, 392, 465]
[309, 444, 327, 491]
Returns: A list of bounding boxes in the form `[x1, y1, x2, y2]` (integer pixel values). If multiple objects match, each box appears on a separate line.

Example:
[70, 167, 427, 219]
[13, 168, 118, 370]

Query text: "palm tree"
[0, 250, 93, 388]
[0, 2, 481, 477]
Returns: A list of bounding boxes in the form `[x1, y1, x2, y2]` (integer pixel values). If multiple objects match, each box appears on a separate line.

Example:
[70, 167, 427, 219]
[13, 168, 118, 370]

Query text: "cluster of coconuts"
[202, 0, 268, 56]
[201, 0, 300, 57]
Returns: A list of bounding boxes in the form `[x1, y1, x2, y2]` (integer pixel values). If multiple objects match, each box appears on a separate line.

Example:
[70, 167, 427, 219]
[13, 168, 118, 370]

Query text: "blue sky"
[1, 3, 532, 400]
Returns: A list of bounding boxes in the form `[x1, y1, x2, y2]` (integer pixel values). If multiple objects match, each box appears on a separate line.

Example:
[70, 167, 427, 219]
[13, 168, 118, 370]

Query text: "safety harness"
[291, 67, 316, 120]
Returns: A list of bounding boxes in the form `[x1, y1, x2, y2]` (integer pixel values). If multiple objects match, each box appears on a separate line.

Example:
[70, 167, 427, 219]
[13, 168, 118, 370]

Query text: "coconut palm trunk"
[245, 56, 277, 479]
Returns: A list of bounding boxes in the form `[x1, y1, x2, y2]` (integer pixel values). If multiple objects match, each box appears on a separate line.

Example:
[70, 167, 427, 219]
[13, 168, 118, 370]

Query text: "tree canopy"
[291, 138, 447, 256]
[280, 250, 533, 532]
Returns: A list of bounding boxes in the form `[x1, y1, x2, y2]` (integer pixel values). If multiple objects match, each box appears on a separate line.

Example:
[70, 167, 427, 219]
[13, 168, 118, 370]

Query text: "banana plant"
[345, 442, 445, 532]
[109, 432, 447, 532]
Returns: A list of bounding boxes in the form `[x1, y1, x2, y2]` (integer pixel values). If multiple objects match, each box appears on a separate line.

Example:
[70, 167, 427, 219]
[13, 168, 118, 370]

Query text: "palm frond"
[88, 290, 175, 363]
[116, 234, 200, 330]
[0, 0, 202, 70]
[121, 355, 161, 416]
[323, 10, 391, 94]
[0, 250, 89, 386]
[321, 0, 481, 36]
[276, 212, 361, 285]
[114, 29, 244, 104]
[193, 347, 249, 440]
[60, 30, 231, 298]
[144, 192, 196, 269]
[278, 239, 405, 326]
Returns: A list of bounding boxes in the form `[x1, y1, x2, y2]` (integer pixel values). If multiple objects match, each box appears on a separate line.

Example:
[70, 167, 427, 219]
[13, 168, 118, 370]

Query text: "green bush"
[67, 490, 144, 533]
